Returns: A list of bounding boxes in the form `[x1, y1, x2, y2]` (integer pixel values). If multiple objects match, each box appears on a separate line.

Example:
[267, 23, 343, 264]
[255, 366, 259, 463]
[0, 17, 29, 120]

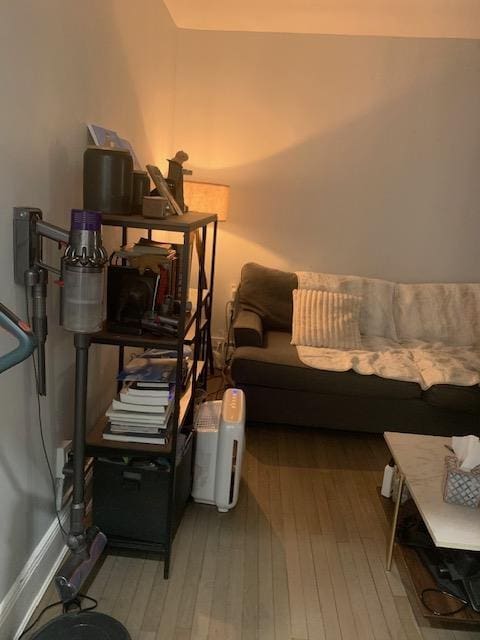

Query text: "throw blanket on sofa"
[295, 272, 480, 390]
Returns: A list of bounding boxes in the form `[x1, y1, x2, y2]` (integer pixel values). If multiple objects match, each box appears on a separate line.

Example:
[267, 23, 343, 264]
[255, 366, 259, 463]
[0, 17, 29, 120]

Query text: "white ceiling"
[163, 0, 480, 39]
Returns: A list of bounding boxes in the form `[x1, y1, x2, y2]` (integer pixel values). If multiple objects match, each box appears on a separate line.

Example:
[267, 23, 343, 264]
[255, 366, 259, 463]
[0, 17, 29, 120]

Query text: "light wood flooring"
[25, 426, 480, 639]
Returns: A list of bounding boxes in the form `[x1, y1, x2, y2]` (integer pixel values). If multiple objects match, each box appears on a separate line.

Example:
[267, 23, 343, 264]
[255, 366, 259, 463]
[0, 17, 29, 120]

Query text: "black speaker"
[106, 266, 156, 334]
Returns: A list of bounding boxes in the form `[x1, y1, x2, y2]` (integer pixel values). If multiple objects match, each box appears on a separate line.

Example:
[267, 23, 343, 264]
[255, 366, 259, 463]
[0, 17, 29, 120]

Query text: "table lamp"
[183, 180, 230, 221]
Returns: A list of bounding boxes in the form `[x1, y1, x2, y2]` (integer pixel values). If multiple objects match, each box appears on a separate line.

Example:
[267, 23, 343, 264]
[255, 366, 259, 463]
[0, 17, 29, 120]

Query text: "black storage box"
[92, 436, 193, 549]
[93, 458, 170, 544]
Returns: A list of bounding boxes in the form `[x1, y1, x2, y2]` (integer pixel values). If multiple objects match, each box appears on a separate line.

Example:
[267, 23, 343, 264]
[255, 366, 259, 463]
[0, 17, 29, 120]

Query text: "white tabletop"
[384, 432, 480, 551]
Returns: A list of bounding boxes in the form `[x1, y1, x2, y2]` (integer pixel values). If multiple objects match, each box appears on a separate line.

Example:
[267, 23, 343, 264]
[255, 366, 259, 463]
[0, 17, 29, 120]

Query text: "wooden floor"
[25, 426, 480, 640]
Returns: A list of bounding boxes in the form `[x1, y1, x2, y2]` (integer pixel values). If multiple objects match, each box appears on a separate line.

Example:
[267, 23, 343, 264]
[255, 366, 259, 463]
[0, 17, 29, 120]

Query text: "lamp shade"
[183, 180, 230, 221]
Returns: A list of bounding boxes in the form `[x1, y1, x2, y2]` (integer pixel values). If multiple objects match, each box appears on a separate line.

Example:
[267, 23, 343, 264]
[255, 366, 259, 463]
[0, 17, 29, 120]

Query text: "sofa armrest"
[233, 309, 264, 347]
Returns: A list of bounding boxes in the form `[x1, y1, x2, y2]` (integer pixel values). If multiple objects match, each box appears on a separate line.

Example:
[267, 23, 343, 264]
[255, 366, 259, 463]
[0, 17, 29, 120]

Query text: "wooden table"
[385, 432, 480, 567]
[384, 432, 480, 623]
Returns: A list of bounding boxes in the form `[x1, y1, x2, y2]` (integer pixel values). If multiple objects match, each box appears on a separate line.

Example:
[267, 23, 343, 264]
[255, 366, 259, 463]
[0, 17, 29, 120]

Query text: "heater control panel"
[222, 388, 245, 425]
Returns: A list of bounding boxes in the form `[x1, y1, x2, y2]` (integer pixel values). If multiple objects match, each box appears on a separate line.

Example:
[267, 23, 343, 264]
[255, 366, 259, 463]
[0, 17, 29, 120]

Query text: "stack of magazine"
[113, 238, 177, 262]
[102, 349, 188, 445]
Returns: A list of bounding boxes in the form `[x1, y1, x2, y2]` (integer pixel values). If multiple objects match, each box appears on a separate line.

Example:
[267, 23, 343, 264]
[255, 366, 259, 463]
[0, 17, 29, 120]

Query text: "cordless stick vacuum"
[13, 208, 131, 639]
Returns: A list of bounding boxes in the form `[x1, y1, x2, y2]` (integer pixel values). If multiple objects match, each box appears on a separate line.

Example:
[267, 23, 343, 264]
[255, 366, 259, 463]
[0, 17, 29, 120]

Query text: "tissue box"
[443, 455, 480, 508]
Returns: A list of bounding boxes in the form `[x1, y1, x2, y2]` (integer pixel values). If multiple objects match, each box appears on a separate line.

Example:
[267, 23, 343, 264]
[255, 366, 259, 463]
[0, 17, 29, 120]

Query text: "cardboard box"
[142, 196, 169, 219]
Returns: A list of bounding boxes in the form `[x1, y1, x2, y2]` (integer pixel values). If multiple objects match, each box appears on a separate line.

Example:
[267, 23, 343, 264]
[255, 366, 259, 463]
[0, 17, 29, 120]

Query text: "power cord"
[18, 594, 98, 639]
[24, 288, 68, 538]
[420, 587, 468, 616]
[17, 600, 62, 639]
[205, 371, 227, 401]
[223, 299, 235, 367]
[200, 299, 236, 402]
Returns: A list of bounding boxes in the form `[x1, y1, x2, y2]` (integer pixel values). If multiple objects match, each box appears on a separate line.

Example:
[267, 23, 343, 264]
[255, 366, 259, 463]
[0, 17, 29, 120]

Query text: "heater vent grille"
[195, 400, 222, 432]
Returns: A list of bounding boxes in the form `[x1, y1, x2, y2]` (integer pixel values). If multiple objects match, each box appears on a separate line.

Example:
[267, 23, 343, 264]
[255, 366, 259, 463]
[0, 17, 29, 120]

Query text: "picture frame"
[146, 164, 184, 216]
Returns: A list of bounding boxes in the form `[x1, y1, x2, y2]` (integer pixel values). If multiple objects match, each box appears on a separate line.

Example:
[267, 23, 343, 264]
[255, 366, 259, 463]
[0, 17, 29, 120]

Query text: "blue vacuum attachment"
[0, 303, 36, 374]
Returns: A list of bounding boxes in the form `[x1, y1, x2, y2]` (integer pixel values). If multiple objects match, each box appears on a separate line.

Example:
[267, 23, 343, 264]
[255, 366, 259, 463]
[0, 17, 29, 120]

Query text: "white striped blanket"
[295, 272, 480, 390]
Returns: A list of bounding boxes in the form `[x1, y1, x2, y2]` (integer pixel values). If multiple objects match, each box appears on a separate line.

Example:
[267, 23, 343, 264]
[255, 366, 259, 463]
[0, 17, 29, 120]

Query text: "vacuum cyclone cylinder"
[62, 209, 108, 333]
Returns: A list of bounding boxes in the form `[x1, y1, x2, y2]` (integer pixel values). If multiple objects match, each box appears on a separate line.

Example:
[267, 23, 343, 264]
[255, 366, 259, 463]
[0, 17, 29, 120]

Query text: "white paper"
[452, 435, 480, 471]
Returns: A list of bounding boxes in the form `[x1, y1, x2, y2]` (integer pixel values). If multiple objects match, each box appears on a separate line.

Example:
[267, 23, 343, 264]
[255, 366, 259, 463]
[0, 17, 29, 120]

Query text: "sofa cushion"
[233, 309, 263, 347]
[238, 263, 297, 331]
[238, 385, 479, 435]
[291, 289, 362, 349]
[297, 271, 397, 340]
[394, 283, 480, 345]
[423, 385, 480, 415]
[232, 330, 422, 400]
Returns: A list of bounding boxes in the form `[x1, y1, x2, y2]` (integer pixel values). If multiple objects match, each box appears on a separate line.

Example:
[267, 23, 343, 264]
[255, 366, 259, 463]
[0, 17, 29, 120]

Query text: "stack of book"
[102, 349, 187, 445]
[103, 382, 174, 445]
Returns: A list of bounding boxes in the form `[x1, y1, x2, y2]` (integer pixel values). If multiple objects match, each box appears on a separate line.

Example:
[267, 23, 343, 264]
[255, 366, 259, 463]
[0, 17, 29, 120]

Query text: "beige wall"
[165, 0, 480, 40]
[173, 30, 480, 335]
[0, 0, 177, 632]
[2, 8, 480, 631]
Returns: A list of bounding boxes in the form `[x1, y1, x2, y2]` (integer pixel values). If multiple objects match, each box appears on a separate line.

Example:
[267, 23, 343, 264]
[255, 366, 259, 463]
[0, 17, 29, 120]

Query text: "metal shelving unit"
[84, 212, 217, 577]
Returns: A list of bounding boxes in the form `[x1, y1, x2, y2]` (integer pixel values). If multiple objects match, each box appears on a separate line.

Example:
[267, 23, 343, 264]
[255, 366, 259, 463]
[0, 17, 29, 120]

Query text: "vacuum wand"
[25, 267, 48, 395]
[54, 335, 108, 604]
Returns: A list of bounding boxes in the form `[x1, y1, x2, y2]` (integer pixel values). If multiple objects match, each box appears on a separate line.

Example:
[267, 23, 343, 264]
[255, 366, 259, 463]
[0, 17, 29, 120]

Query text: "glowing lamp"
[183, 181, 230, 221]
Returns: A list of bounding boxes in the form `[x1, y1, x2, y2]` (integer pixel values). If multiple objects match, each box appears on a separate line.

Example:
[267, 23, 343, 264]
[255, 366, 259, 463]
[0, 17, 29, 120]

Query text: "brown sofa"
[231, 263, 480, 436]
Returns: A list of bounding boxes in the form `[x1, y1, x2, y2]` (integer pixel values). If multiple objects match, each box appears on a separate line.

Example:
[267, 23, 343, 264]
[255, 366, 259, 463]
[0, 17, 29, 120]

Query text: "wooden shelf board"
[184, 318, 207, 343]
[85, 361, 205, 458]
[90, 330, 177, 350]
[86, 415, 173, 457]
[179, 360, 205, 428]
[91, 289, 208, 349]
[101, 211, 217, 232]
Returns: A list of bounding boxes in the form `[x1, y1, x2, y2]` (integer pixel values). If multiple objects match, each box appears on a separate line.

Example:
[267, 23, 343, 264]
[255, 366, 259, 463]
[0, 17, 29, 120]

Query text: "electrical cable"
[200, 372, 229, 405]
[17, 594, 98, 639]
[223, 299, 235, 367]
[67, 594, 98, 613]
[24, 288, 68, 538]
[205, 299, 235, 401]
[17, 600, 62, 639]
[420, 587, 468, 616]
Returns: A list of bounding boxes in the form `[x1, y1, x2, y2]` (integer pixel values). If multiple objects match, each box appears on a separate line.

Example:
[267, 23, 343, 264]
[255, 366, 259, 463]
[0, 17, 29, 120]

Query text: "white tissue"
[452, 435, 480, 471]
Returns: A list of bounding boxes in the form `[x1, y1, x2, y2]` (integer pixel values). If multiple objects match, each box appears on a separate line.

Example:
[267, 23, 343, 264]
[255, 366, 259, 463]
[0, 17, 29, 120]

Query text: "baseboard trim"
[0, 507, 69, 640]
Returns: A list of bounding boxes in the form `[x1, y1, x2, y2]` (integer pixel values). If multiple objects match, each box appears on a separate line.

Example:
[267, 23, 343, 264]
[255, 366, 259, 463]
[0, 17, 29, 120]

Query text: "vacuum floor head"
[55, 528, 107, 603]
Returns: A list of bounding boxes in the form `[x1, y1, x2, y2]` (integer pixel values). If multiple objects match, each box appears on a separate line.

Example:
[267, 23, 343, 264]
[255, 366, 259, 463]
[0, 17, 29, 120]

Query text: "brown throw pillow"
[238, 263, 298, 330]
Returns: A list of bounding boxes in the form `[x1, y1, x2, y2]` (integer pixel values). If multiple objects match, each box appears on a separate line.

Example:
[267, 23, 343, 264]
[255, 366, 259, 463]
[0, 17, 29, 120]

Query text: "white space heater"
[192, 388, 246, 512]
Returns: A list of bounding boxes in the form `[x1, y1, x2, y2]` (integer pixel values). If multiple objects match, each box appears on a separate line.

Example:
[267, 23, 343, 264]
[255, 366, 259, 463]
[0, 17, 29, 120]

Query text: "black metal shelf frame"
[90, 293, 210, 351]
[83, 212, 218, 577]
